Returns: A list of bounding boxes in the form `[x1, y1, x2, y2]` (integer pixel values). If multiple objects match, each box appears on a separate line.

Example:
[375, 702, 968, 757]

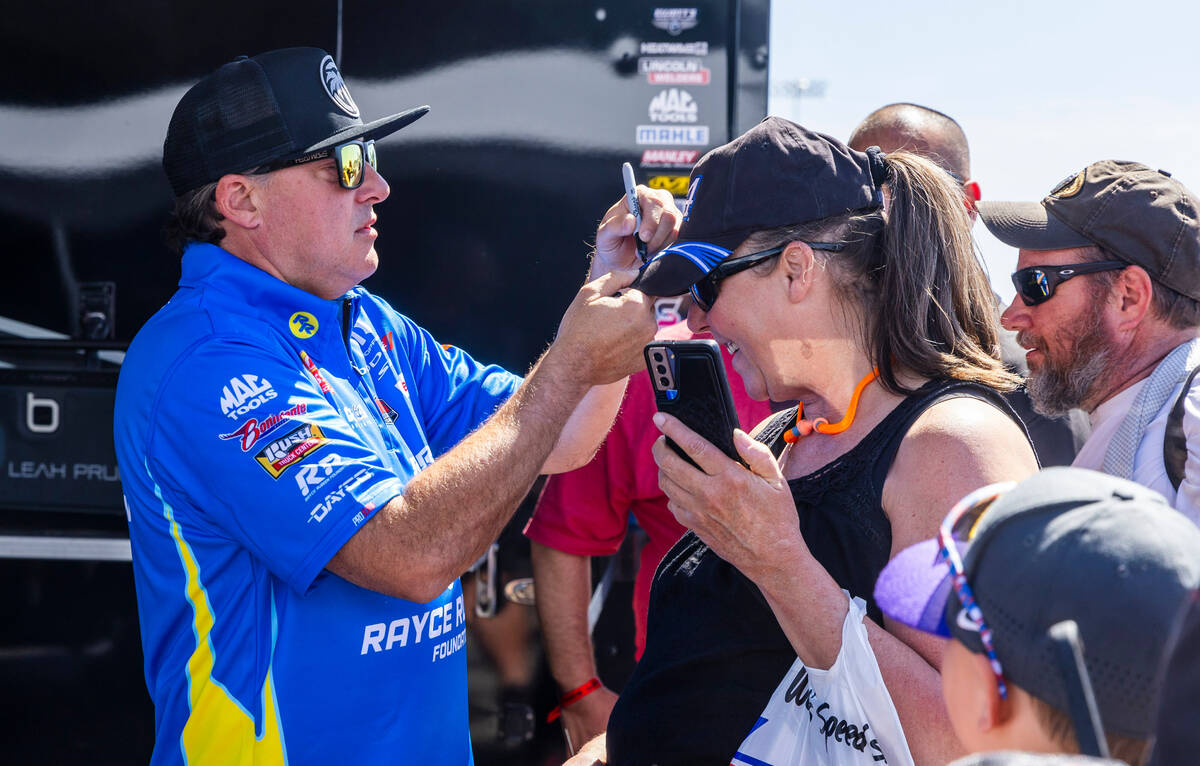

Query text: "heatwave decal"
[255, 423, 328, 478]
[219, 403, 309, 451]
[640, 41, 708, 56]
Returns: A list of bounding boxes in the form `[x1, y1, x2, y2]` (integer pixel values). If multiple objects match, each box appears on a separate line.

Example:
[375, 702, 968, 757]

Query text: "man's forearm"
[530, 541, 600, 689]
[542, 378, 628, 475]
[329, 348, 592, 601]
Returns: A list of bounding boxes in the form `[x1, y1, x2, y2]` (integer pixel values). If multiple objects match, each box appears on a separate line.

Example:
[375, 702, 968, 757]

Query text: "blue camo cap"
[874, 467, 1200, 738]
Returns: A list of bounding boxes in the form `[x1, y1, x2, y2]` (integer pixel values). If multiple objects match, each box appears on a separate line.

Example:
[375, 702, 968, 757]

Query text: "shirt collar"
[1089, 378, 1146, 433]
[179, 242, 358, 347]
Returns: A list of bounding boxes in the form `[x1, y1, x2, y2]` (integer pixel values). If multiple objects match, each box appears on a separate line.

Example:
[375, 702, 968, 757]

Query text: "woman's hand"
[651, 412, 806, 582]
[558, 686, 618, 762]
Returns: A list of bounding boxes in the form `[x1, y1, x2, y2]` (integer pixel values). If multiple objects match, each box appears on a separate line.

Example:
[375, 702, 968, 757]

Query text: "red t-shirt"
[524, 323, 773, 658]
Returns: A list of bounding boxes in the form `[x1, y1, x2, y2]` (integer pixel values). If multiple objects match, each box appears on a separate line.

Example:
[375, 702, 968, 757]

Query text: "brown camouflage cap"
[978, 160, 1200, 301]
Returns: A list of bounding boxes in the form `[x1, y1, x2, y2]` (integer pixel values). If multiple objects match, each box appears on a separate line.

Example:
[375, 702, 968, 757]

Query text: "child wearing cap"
[875, 467, 1200, 765]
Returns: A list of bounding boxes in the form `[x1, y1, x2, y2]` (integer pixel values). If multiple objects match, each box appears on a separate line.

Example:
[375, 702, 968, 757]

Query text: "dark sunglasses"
[1010, 260, 1126, 306]
[259, 138, 378, 190]
[690, 241, 846, 311]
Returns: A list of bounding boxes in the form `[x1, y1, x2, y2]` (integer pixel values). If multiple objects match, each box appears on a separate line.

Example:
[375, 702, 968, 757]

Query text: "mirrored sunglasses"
[1010, 261, 1126, 307]
[259, 138, 378, 190]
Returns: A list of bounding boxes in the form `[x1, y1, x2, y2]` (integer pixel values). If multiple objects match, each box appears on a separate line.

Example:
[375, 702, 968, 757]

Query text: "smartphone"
[644, 339, 744, 469]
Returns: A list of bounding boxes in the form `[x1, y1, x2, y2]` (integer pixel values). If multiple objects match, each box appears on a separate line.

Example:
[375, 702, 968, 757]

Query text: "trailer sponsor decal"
[640, 149, 700, 168]
[648, 175, 691, 196]
[652, 7, 699, 35]
[639, 57, 702, 74]
[649, 88, 698, 123]
[636, 125, 709, 146]
[640, 57, 710, 85]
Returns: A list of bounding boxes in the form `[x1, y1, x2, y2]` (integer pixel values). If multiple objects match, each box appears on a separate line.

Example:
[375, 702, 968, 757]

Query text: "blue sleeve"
[372, 303, 522, 458]
[146, 336, 405, 595]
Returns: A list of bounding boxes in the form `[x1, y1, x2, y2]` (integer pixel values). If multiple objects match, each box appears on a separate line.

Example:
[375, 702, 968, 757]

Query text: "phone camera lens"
[656, 365, 666, 374]
[652, 352, 664, 362]
[659, 377, 670, 387]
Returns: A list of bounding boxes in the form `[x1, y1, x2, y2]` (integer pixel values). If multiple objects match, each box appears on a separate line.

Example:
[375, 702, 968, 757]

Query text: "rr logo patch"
[290, 312, 319, 339]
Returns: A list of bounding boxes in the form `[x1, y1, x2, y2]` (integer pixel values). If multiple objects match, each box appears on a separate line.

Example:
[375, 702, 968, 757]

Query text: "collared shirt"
[114, 243, 521, 765]
[1074, 374, 1200, 525]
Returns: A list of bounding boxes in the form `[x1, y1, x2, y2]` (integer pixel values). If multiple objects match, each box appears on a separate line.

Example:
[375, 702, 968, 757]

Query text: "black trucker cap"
[633, 116, 886, 297]
[874, 467, 1200, 738]
[977, 160, 1200, 301]
[163, 47, 429, 197]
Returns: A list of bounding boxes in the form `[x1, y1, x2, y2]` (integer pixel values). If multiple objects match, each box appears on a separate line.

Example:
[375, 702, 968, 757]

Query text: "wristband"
[546, 677, 602, 723]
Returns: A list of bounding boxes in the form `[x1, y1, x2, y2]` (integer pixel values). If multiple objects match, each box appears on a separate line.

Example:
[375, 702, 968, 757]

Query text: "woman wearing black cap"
[576, 118, 1039, 765]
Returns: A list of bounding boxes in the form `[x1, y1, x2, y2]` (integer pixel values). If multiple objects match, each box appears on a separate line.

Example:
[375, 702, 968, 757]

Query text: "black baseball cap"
[163, 47, 429, 197]
[873, 467, 1200, 738]
[633, 116, 886, 297]
[977, 160, 1200, 301]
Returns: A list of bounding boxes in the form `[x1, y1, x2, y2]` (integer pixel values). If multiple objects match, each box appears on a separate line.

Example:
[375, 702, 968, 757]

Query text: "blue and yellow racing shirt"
[114, 243, 521, 765]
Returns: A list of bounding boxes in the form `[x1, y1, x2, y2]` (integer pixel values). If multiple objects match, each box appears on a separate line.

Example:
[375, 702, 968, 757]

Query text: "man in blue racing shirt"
[113, 47, 670, 765]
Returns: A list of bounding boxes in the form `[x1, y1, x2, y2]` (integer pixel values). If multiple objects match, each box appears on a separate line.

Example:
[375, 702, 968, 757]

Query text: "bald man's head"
[848, 103, 970, 181]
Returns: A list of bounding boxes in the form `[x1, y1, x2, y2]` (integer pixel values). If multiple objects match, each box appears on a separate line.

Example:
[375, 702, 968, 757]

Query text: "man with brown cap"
[849, 103, 1090, 468]
[979, 161, 1200, 519]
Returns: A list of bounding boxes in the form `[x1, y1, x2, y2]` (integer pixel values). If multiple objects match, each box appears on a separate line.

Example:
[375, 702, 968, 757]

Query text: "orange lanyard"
[783, 367, 880, 443]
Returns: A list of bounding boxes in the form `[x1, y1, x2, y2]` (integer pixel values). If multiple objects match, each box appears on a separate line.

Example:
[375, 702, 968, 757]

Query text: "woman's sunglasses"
[690, 241, 845, 311]
[1010, 261, 1126, 307]
[258, 138, 378, 190]
[937, 481, 1016, 699]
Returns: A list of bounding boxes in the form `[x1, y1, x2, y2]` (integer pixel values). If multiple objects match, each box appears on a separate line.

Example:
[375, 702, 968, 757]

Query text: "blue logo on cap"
[681, 175, 702, 221]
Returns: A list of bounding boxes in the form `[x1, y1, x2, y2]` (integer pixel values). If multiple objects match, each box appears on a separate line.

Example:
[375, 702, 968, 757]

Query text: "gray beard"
[1023, 290, 1115, 417]
[1026, 346, 1112, 416]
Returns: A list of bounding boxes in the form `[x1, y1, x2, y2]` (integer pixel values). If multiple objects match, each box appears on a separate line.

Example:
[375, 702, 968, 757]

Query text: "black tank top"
[605, 379, 1027, 766]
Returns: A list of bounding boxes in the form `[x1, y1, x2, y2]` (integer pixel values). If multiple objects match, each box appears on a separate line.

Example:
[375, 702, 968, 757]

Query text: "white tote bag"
[731, 591, 915, 766]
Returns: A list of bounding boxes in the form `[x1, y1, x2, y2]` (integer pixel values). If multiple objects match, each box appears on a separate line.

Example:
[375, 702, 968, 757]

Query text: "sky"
[767, 0, 1200, 304]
